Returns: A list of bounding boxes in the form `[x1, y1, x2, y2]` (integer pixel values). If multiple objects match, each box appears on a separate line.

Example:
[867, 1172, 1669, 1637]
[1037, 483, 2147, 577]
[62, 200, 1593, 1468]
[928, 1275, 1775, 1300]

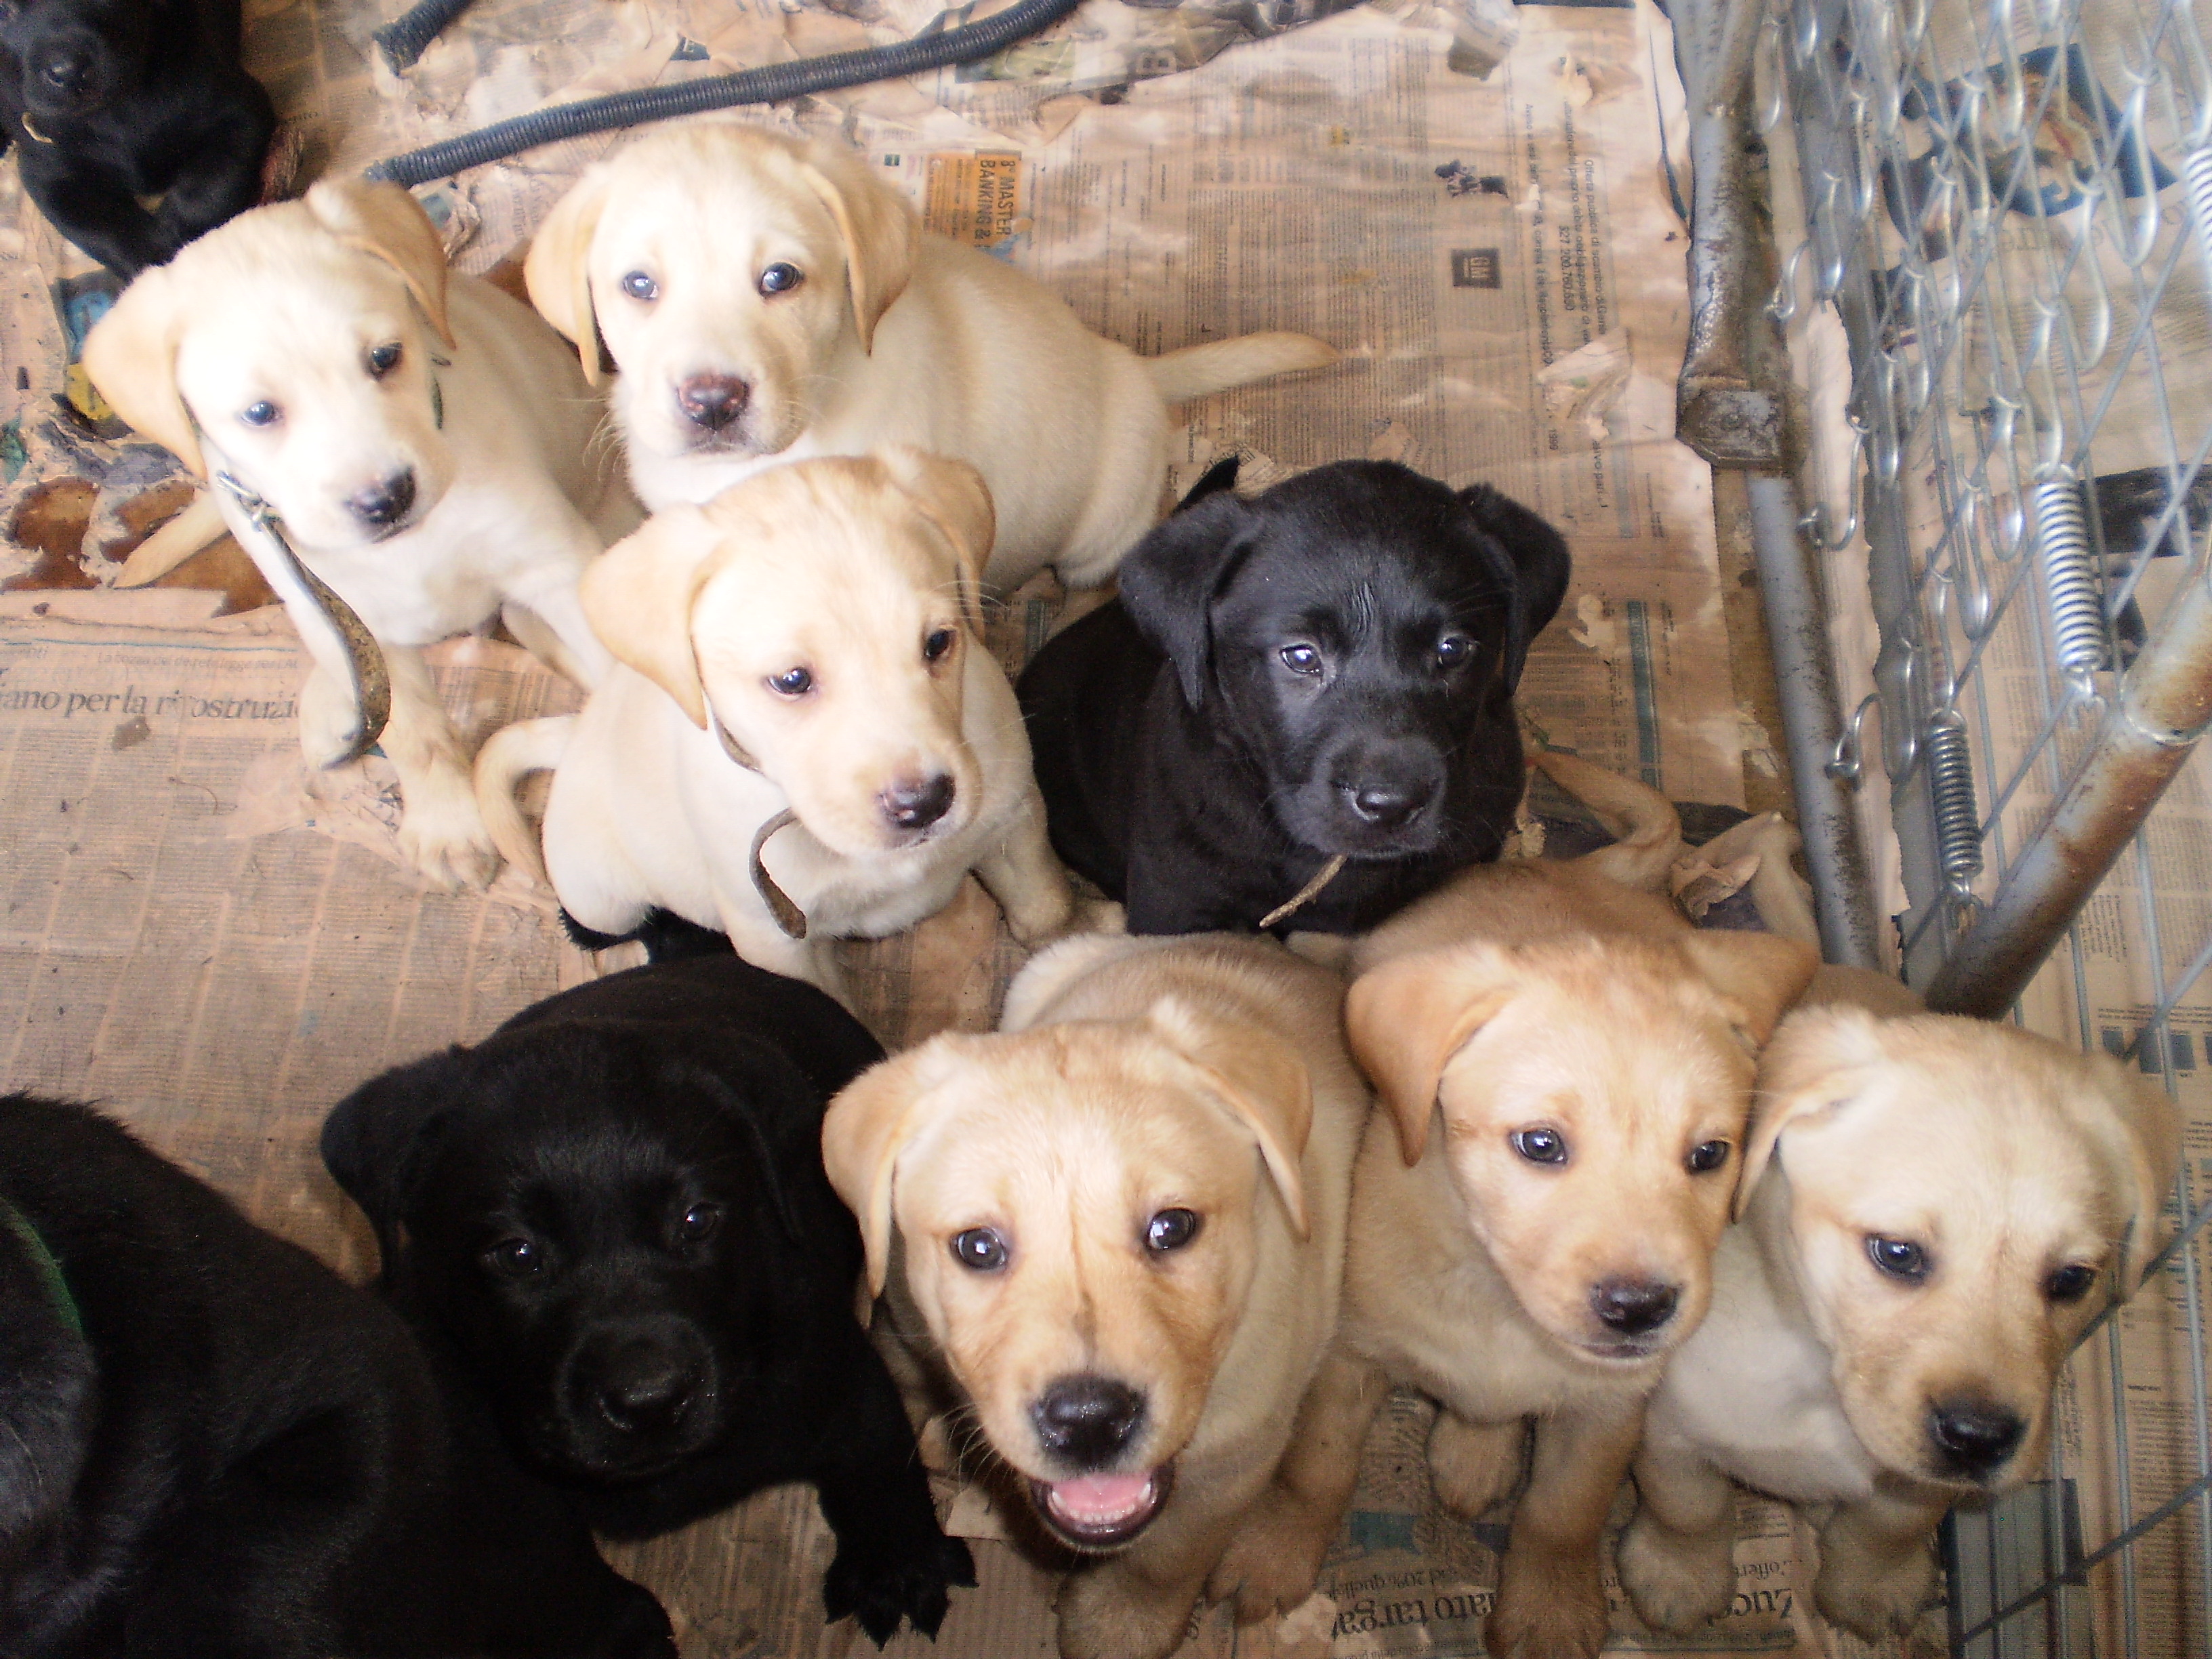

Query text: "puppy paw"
[1616, 1511, 1736, 1634]
[823, 1534, 976, 1646]
[1206, 1490, 1334, 1624]
[1487, 1551, 1610, 1659]
[398, 807, 501, 890]
[1054, 1565, 1195, 1659]
[298, 675, 363, 770]
[1812, 1535, 1936, 1642]
[1427, 1412, 1525, 1519]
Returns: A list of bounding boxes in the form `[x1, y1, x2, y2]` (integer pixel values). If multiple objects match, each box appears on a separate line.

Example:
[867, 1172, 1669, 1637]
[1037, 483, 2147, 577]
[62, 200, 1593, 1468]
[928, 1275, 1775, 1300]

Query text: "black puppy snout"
[1591, 1278, 1679, 1336]
[676, 374, 750, 432]
[594, 1339, 701, 1434]
[1033, 1375, 1145, 1469]
[1927, 1397, 2025, 1478]
[348, 470, 416, 529]
[881, 773, 956, 832]
[40, 52, 90, 94]
[1347, 783, 1425, 828]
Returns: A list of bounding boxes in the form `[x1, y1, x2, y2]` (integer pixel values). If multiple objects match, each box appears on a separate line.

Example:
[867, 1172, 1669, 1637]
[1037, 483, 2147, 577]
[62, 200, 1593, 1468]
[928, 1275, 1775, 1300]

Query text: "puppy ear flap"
[821, 1040, 966, 1297]
[1735, 1004, 1886, 1219]
[579, 503, 721, 727]
[81, 266, 204, 477]
[1681, 930, 1821, 1050]
[321, 1050, 468, 1271]
[306, 180, 455, 350]
[526, 165, 615, 384]
[2070, 1050, 2182, 1290]
[1345, 943, 1521, 1165]
[1458, 484, 1572, 689]
[1145, 994, 1314, 1237]
[879, 446, 996, 632]
[1116, 491, 1254, 709]
[798, 141, 918, 355]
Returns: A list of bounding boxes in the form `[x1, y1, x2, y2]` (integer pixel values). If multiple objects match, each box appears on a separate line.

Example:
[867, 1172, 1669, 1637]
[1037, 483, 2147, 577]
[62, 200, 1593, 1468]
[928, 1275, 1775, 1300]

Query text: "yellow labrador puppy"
[84, 180, 628, 888]
[821, 933, 1366, 1659]
[525, 120, 1336, 588]
[1619, 1007, 2179, 1641]
[1208, 751, 1818, 1659]
[475, 449, 1087, 1000]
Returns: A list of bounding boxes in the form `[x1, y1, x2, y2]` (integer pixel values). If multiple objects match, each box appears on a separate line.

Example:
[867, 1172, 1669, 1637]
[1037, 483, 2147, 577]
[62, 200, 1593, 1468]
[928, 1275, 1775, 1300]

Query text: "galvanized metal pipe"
[1925, 571, 2212, 1016]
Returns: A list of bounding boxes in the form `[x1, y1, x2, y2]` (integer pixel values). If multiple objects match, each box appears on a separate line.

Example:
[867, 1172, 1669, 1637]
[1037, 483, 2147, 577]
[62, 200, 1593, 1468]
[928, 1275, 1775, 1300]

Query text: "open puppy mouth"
[1027, 1465, 1174, 1551]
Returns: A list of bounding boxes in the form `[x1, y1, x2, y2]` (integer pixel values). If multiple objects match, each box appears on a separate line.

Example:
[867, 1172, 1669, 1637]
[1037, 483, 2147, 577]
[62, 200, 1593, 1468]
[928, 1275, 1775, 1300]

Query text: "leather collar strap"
[0, 1196, 84, 1338]
[701, 701, 807, 939]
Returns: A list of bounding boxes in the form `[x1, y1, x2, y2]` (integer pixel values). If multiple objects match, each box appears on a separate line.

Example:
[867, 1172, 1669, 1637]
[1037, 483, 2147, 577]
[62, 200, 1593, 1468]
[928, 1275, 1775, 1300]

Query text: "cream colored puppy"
[821, 933, 1366, 1659]
[1619, 1008, 2179, 1641]
[525, 120, 1336, 588]
[476, 449, 1087, 1000]
[84, 180, 628, 888]
[1208, 752, 1818, 1659]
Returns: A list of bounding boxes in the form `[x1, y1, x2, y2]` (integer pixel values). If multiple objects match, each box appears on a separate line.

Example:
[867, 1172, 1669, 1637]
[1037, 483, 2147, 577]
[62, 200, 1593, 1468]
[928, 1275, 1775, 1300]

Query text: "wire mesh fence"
[1761, 0, 2212, 1648]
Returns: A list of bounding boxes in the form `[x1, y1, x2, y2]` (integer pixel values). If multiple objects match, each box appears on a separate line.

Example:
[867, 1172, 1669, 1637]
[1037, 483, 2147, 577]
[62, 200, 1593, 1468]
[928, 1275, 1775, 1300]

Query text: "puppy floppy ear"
[81, 265, 203, 476]
[1145, 994, 1314, 1237]
[321, 1050, 470, 1272]
[821, 1039, 967, 1296]
[1458, 484, 1572, 689]
[1345, 943, 1522, 1164]
[796, 140, 918, 355]
[878, 446, 996, 632]
[579, 503, 722, 727]
[526, 164, 616, 384]
[1681, 930, 1821, 1050]
[1735, 1003, 1887, 1219]
[2068, 1049, 2182, 1290]
[306, 180, 455, 350]
[1117, 490, 1254, 709]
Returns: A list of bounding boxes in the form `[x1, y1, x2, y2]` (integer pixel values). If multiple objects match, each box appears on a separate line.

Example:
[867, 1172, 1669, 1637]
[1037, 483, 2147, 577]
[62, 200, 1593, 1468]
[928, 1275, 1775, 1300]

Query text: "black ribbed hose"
[363, 0, 1088, 188]
[373, 0, 483, 73]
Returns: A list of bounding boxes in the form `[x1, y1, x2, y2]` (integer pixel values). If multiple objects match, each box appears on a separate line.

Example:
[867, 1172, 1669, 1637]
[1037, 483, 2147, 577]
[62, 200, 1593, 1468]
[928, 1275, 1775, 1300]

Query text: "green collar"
[0, 1197, 85, 1338]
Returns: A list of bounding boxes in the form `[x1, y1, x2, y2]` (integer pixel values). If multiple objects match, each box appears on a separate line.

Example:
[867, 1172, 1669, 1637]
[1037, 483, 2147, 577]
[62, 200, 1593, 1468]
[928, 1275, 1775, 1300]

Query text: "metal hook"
[1826, 695, 1883, 783]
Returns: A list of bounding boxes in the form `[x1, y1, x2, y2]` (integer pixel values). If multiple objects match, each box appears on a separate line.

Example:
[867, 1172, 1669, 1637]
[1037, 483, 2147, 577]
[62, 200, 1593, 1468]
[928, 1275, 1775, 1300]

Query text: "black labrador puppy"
[0, 1092, 675, 1659]
[323, 954, 975, 1646]
[0, 0, 273, 276]
[1019, 458, 1572, 934]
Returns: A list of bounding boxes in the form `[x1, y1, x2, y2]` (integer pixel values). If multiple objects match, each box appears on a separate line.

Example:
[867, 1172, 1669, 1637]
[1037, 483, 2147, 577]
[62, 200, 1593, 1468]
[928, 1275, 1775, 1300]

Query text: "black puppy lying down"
[1019, 459, 1572, 934]
[0, 1092, 672, 1659]
[323, 955, 975, 1645]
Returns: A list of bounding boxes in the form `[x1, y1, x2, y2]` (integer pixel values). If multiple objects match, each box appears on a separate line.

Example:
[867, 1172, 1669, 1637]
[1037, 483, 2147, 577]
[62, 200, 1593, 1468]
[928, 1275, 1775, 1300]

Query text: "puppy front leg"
[1486, 1399, 1643, 1659]
[1616, 1435, 1740, 1633]
[381, 646, 499, 889]
[1057, 1486, 1255, 1659]
[1428, 1410, 1528, 1518]
[713, 889, 854, 1007]
[1208, 1350, 1389, 1623]
[1813, 1483, 1948, 1641]
[974, 792, 1096, 945]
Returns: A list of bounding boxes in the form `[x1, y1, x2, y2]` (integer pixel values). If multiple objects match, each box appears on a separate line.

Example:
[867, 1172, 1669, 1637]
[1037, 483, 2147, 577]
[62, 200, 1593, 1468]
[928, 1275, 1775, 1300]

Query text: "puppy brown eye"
[1435, 634, 1473, 668]
[1279, 644, 1323, 676]
[678, 1203, 723, 1244]
[485, 1237, 541, 1277]
[1866, 1235, 1929, 1282]
[1686, 1140, 1730, 1174]
[1510, 1128, 1568, 1165]
[951, 1227, 1008, 1271]
[922, 628, 956, 665]
[240, 400, 280, 428]
[365, 342, 403, 379]
[1145, 1209, 1200, 1253]
[758, 262, 804, 295]
[620, 270, 659, 302]
[767, 665, 813, 697]
[2046, 1263, 2097, 1303]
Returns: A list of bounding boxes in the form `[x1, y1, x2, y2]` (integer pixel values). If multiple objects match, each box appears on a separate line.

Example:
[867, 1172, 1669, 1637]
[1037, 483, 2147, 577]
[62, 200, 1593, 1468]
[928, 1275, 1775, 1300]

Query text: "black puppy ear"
[1458, 484, 1572, 689]
[321, 1050, 468, 1269]
[668, 1063, 808, 1246]
[1179, 455, 1241, 508]
[1117, 491, 1254, 709]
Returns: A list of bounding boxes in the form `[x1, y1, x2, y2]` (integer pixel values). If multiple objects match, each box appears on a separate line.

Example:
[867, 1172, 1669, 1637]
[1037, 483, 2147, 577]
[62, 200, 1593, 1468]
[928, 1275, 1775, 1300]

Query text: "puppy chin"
[1026, 1463, 1176, 1553]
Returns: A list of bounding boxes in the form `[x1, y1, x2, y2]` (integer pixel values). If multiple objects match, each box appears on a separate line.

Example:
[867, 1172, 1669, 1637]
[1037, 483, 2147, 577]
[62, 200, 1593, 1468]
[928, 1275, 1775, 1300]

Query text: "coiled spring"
[2187, 147, 2212, 281]
[2032, 476, 2108, 688]
[1924, 711, 1984, 895]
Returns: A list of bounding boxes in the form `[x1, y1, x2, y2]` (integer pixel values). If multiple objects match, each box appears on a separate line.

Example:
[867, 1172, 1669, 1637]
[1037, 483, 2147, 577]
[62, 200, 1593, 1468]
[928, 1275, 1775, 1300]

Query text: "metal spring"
[2031, 476, 2107, 686]
[1923, 712, 1984, 893]
[2186, 147, 2212, 285]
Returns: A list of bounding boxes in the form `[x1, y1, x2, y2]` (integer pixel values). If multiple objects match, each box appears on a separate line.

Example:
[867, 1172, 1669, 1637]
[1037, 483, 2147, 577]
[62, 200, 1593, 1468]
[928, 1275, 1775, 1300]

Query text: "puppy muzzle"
[546, 1318, 723, 1478]
[1022, 1372, 1174, 1551]
[1923, 1395, 2029, 1486]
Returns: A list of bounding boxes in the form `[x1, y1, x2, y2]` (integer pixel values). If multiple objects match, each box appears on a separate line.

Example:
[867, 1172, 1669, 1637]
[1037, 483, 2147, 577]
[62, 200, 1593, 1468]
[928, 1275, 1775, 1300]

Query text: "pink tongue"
[1050, 1473, 1152, 1522]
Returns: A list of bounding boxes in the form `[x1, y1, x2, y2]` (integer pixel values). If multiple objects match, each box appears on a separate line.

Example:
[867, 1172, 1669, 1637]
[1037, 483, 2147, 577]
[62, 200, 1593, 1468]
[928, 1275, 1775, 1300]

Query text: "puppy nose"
[1927, 1397, 2025, 1477]
[1347, 783, 1425, 828]
[41, 53, 88, 94]
[676, 374, 750, 431]
[348, 470, 417, 529]
[1033, 1375, 1146, 1469]
[880, 773, 956, 832]
[596, 1343, 698, 1433]
[1591, 1278, 1679, 1336]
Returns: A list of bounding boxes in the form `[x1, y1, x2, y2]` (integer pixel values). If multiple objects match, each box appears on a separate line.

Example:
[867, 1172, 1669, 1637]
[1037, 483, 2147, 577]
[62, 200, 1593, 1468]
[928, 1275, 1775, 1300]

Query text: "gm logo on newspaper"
[1451, 249, 1501, 289]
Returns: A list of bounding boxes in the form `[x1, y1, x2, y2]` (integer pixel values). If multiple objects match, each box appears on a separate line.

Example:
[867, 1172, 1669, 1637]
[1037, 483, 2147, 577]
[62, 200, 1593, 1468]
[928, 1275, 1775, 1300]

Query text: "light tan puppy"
[821, 933, 1367, 1659]
[84, 180, 630, 888]
[474, 449, 1089, 1000]
[525, 120, 1336, 588]
[1208, 750, 1818, 1659]
[1619, 1008, 2179, 1641]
